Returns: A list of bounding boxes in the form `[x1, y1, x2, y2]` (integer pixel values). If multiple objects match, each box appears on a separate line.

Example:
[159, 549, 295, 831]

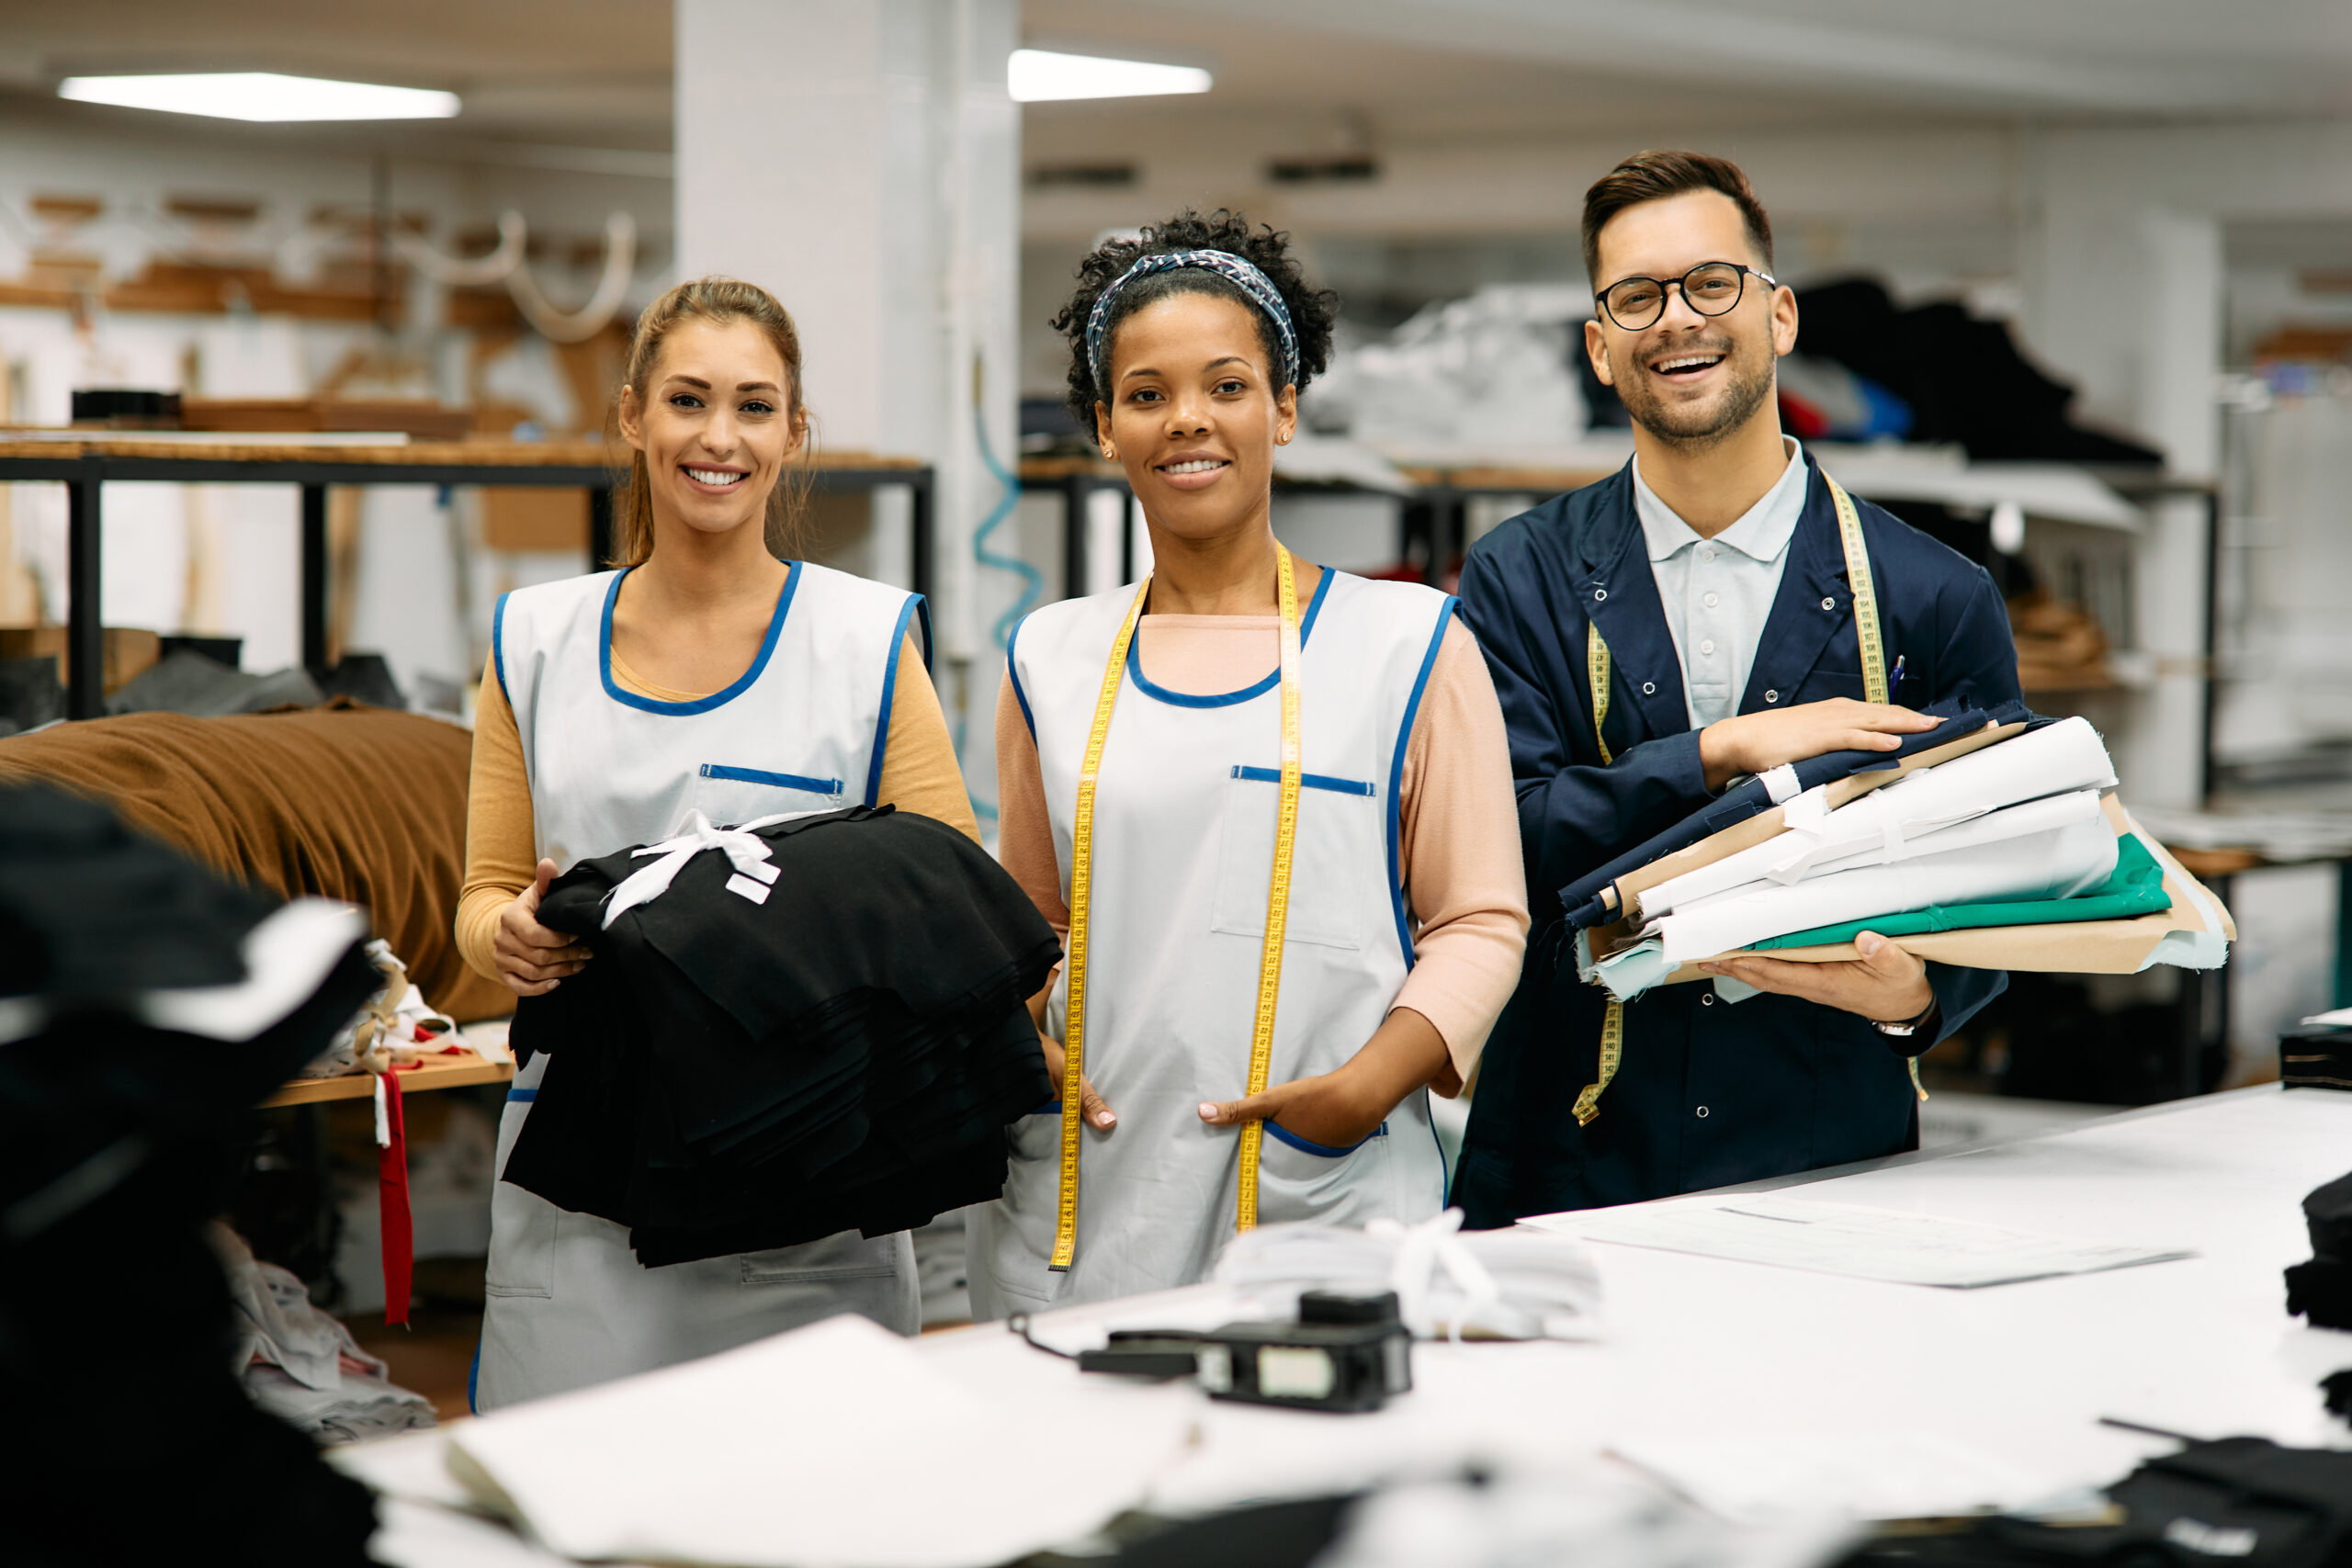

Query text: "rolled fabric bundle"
[1618, 795, 2118, 969]
[1635, 716, 2117, 922]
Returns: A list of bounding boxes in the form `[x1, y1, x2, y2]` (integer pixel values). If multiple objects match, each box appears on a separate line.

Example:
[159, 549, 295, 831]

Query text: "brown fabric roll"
[0, 699, 511, 1021]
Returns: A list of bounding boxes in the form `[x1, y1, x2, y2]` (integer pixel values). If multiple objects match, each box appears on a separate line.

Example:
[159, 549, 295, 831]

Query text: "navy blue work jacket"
[1453, 451, 2020, 1226]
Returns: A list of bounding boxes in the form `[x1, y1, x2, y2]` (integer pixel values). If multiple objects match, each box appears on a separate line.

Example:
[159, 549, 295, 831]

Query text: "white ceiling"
[0, 0, 2340, 165]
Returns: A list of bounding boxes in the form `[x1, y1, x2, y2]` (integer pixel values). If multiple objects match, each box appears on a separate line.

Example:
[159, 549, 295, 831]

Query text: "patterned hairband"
[1084, 249, 1299, 400]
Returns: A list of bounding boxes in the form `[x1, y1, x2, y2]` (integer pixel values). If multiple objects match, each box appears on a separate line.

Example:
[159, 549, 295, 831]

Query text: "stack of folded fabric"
[505, 805, 1058, 1267]
[1565, 705, 2233, 1000]
[2285, 1169, 2352, 1331]
[0, 784, 385, 1565]
[1214, 1210, 1603, 1342]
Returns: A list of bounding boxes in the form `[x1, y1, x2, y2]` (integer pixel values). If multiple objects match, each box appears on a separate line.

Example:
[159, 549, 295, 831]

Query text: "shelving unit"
[0, 435, 936, 719]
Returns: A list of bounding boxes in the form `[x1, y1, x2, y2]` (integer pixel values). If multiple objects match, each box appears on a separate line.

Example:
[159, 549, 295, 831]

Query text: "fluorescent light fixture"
[57, 73, 460, 122]
[1009, 50, 1210, 103]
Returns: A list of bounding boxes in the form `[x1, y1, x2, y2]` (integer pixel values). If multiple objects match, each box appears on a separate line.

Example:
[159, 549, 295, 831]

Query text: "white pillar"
[2135, 209, 2223, 483]
[675, 0, 1021, 795]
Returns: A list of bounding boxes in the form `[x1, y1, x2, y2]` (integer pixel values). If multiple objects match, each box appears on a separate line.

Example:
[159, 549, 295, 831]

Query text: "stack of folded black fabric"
[505, 805, 1058, 1267]
[2285, 1169, 2352, 1330]
[0, 785, 384, 1567]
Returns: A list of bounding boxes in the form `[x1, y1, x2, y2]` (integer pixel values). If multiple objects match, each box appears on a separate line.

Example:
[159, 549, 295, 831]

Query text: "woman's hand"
[1197, 1006, 1450, 1151]
[493, 860, 594, 998]
[1037, 1030, 1116, 1132]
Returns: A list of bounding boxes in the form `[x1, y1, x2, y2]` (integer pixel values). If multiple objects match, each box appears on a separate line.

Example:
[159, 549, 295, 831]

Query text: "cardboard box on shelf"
[481, 488, 589, 553]
[0, 626, 161, 693]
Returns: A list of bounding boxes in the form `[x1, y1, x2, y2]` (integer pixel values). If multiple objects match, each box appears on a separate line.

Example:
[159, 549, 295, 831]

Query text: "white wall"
[0, 104, 672, 693]
[676, 0, 1022, 810]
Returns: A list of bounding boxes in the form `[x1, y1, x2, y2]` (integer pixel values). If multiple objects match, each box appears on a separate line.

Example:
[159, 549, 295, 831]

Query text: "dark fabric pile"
[2278, 1024, 2352, 1093]
[505, 805, 1058, 1267]
[0, 785, 383, 1567]
[1792, 279, 2163, 466]
[1838, 1438, 2352, 1568]
[2285, 1169, 2352, 1330]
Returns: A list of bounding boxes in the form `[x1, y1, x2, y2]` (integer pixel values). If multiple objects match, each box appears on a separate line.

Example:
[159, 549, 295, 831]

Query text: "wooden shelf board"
[264, 1047, 513, 1109]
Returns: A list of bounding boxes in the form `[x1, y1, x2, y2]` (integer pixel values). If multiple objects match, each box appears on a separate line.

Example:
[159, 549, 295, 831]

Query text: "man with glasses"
[1453, 150, 2021, 1224]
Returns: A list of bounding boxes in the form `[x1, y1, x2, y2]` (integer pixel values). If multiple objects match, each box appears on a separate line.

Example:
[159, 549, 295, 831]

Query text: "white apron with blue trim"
[475, 559, 925, 1412]
[967, 570, 1453, 1317]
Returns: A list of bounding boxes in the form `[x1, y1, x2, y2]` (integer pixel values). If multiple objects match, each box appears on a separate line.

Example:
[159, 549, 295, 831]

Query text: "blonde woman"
[455, 276, 975, 1408]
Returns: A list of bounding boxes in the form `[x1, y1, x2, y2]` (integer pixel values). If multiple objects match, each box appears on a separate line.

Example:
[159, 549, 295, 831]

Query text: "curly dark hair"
[1051, 209, 1340, 430]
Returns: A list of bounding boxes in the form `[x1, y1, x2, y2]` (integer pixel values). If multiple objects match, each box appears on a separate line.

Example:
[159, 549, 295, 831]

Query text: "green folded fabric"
[1744, 832, 2171, 951]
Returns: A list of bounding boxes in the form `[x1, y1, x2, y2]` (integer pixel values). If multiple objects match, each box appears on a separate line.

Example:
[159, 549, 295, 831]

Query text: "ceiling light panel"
[1008, 50, 1211, 103]
[57, 73, 460, 122]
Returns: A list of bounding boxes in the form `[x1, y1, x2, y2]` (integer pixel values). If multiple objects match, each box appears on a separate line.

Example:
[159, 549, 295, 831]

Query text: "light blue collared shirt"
[1631, 436, 1808, 730]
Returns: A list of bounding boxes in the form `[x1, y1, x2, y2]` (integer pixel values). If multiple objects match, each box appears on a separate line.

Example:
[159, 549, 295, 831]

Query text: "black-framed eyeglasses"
[1594, 262, 1777, 331]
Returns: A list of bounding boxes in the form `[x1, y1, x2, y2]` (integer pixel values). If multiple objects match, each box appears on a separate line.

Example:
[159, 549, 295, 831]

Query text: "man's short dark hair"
[1581, 149, 1774, 286]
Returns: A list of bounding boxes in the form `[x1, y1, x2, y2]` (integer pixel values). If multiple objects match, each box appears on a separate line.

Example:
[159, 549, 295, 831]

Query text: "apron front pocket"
[485, 1070, 558, 1299]
[1210, 767, 1380, 950]
[1255, 1119, 1392, 1227]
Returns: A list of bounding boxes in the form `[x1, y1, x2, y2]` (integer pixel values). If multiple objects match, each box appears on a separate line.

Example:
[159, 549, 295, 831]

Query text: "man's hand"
[1197, 1006, 1449, 1150]
[493, 859, 593, 997]
[1038, 1032, 1115, 1131]
[1701, 931, 1934, 1025]
[1699, 699, 1939, 791]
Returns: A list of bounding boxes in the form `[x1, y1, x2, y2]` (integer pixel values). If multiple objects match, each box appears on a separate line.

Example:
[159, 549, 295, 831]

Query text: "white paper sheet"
[446, 1314, 1194, 1568]
[1534, 1196, 2191, 1287]
[1611, 1429, 2045, 1522]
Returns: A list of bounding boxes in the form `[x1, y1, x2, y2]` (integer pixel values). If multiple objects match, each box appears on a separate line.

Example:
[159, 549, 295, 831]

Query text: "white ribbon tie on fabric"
[1370, 1208, 1503, 1342]
[600, 810, 796, 929]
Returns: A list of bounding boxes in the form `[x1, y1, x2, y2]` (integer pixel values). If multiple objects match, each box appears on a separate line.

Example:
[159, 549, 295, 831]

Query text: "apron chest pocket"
[1210, 767, 1379, 951]
[691, 762, 843, 826]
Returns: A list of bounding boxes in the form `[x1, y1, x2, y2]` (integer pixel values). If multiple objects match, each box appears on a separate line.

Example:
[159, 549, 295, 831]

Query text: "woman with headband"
[969, 212, 1530, 1314]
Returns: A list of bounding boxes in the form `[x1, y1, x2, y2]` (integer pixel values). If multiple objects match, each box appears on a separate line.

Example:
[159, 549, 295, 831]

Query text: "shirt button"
[1698, 547, 1715, 563]
[1703, 592, 1720, 609]
[1695, 1105, 1710, 1119]
[1700, 638, 1715, 656]
[1642, 682, 1657, 695]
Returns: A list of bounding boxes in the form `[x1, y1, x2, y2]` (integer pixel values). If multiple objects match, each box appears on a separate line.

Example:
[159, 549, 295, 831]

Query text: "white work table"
[356, 1087, 2352, 1564]
[922, 1086, 2352, 1513]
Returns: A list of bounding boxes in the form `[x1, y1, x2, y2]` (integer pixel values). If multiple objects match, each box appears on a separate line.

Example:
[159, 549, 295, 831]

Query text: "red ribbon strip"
[377, 1070, 413, 1327]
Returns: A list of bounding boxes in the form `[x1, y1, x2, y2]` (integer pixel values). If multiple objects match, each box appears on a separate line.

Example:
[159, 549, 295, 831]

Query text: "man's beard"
[1615, 336, 1775, 450]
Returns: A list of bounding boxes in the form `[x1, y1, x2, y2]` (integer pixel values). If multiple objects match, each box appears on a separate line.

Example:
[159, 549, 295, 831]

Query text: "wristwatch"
[1871, 996, 1940, 1039]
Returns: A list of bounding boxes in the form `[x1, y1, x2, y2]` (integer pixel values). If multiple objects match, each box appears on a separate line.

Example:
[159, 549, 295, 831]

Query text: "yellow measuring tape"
[1575, 470, 1920, 1122]
[1048, 549, 1306, 1271]
[1575, 626, 1623, 1126]
[1828, 475, 1929, 1105]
